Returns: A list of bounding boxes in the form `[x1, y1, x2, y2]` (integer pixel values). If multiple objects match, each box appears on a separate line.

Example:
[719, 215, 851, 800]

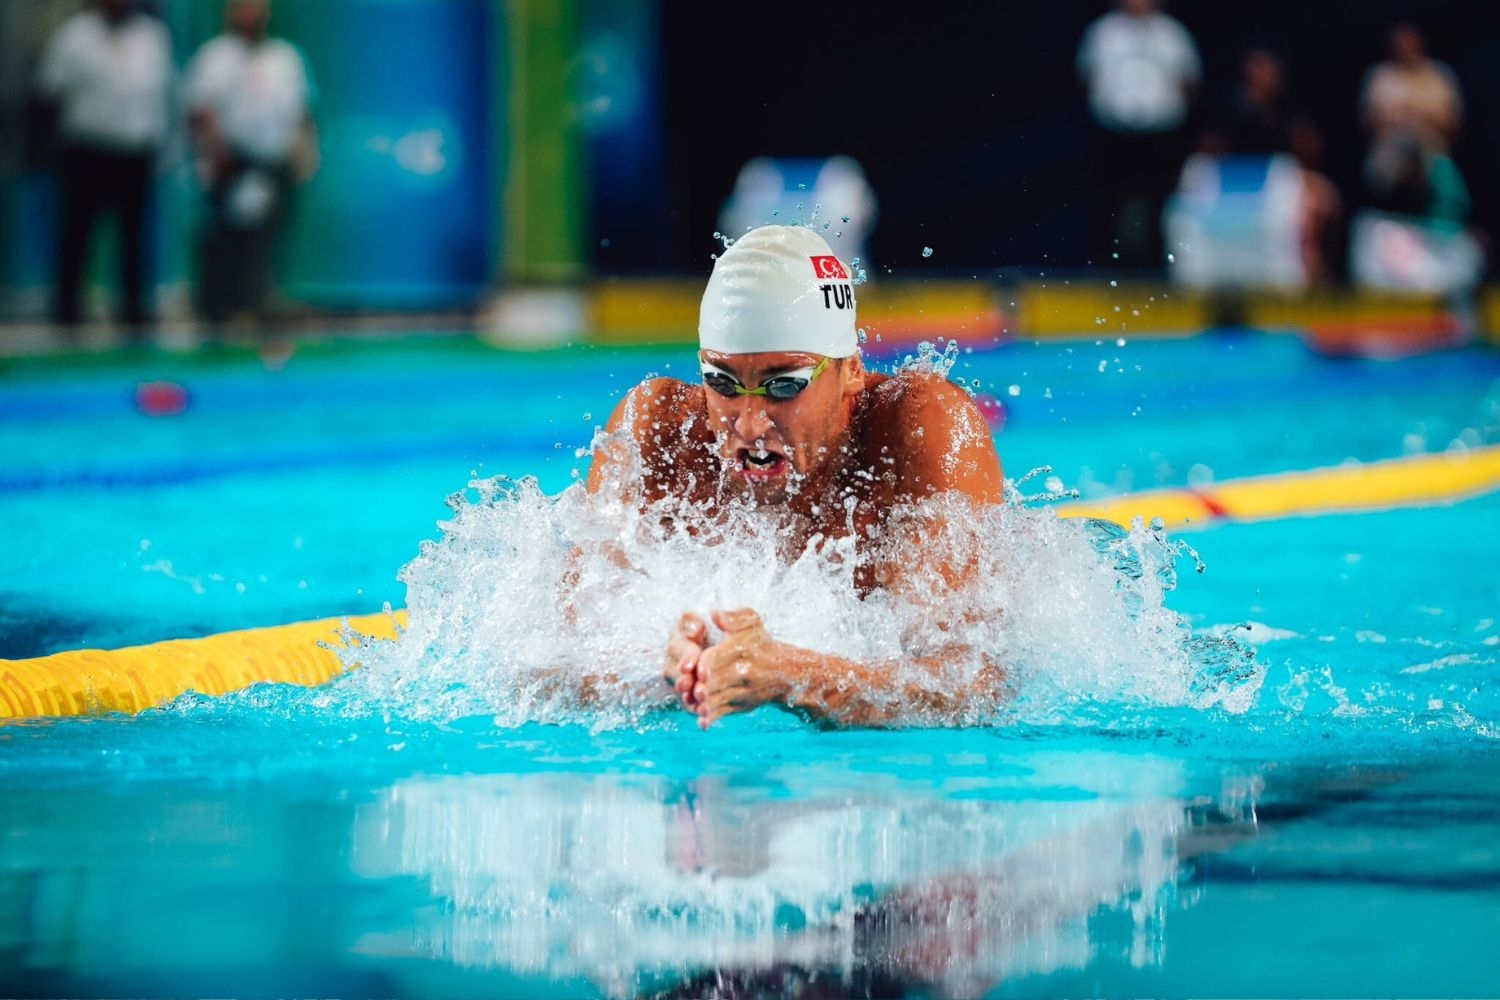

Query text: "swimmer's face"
[699, 349, 865, 504]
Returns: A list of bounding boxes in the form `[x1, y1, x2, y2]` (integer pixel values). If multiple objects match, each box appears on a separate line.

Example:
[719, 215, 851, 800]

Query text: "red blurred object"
[1302, 315, 1467, 359]
[135, 381, 189, 416]
[973, 392, 1006, 431]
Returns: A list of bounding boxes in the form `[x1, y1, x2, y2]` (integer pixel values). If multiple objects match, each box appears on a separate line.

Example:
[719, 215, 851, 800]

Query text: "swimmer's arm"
[687, 609, 1005, 729]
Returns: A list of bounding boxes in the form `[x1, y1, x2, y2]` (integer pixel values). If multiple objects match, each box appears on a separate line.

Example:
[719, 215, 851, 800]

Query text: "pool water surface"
[1, 332, 1498, 997]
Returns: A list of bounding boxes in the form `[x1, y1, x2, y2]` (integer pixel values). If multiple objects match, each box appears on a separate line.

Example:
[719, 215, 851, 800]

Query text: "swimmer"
[586, 225, 1005, 728]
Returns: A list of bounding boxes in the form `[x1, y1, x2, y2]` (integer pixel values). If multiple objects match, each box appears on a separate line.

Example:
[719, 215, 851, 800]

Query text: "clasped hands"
[664, 609, 792, 729]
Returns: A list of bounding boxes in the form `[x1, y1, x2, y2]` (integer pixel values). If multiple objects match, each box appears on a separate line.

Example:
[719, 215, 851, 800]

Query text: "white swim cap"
[698, 225, 858, 358]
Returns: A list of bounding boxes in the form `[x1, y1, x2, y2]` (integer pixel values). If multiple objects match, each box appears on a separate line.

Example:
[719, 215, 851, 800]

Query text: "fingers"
[664, 613, 711, 688]
[711, 607, 762, 633]
[674, 652, 698, 706]
[686, 645, 713, 710]
[679, 612, 709, 645]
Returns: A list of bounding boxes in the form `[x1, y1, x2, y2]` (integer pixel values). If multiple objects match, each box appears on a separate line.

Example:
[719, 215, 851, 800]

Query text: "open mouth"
[735, 446, 790, 481]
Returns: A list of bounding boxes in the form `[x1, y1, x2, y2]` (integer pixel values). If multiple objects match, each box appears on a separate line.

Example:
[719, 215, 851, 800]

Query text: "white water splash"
[330, 471, 1263, 729]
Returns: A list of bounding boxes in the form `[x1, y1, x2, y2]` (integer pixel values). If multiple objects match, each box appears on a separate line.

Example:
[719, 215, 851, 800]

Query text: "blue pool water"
[2, 332, 1499, 997]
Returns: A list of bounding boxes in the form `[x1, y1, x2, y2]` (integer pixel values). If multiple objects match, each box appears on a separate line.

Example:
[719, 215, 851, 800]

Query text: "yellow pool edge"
[4, 445, 1497, 721]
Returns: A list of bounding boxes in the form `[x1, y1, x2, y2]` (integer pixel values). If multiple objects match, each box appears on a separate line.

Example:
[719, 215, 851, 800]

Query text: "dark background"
[593, 0, 1500, 277]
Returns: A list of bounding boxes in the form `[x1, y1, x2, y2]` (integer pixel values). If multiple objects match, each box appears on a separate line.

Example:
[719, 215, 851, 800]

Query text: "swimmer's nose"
[731, 401, 774, 441]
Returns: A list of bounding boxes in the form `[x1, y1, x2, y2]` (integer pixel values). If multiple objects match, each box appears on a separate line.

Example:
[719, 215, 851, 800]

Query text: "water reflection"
[350, 756, 1261, 998]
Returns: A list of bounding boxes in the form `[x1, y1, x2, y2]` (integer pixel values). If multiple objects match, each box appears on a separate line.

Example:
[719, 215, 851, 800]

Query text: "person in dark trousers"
[34, 0, 173, 331]
[1076, 0, 1201, 272]
[184, 0, 316, 329]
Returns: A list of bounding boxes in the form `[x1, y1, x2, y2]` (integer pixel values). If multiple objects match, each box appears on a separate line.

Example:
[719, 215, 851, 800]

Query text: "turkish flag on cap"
[810, 255, 849, 279]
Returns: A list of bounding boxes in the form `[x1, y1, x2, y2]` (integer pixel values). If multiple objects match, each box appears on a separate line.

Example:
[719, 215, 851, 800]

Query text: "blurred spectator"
[1170, 47, 1342, 291]
[34, 0, 173, 330]
[1222, 49, 1343, 284]
[1076, 0, 1201, 272]
[1350, 23, 1481, 298]
[1287, 119, 1343, 287]
[1205, 48, 1293, 157]
[1359, 23, 1462, 161]
[1360, 24, 1468, 225]
[184, 0, 316, 328]
[1365, 133, 1470, 227]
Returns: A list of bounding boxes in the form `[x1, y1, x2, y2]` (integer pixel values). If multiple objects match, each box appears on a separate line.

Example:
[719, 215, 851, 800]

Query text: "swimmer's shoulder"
[591, 377, 716, 499]
[863, 368, 1003, 500]
[600, 377, 711, 455]
[865, 368, 984, 425]
[609, 377, 709, 438]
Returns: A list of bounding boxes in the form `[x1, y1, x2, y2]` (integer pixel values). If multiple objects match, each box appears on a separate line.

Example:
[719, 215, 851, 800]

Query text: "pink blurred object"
[135, 381, 189, 417]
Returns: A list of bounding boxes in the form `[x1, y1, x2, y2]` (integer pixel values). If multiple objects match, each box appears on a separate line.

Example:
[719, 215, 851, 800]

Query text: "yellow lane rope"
[1064, 444, 1500, 531]
[0, 611, 404, 721]
[3, 445, 1498, 721]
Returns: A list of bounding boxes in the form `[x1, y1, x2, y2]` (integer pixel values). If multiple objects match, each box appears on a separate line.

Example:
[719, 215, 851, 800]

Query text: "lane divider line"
[1061, 445, 1500, 530]
[3, 445, 1498, 720]
[0, 611, 405, 721]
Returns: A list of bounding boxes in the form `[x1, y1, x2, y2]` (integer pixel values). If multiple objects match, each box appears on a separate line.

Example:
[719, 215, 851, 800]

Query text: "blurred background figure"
[184, 0, 316, 330]
[1351, 24, 1482, 298]
[1213, 48, 1293, 157]
[717, 155, 878, 274]
[1287, 119, 1343, 287]
[1167, 47, 1342, 292]
[1360, 23, 1463, 169]
[1076, 0, 1201, 273]
[33, 0, 173, 332]
[1364, 132, 1471, 227]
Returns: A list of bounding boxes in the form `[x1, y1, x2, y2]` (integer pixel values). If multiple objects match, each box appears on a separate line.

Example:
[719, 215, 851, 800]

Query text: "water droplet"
[921, 246, 934, 258]
[1116, 338, 1126, 347]
[1167, 253, 1176, 263]
[841, 214, 851, 223]
[1109, 279, 1118, 287]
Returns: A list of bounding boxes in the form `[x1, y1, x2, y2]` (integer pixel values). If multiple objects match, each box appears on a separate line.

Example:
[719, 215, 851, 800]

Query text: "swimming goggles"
[701, 358, 829, 401]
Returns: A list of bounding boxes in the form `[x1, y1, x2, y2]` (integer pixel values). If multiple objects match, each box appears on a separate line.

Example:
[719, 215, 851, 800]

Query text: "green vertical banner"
[506, 0, 586, 283]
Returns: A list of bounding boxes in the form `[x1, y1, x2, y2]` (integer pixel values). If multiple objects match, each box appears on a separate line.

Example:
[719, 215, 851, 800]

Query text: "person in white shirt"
[183, 0, 316, 326]
[1076, 0, 1201, 271]
[34, 0, 173, 329]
